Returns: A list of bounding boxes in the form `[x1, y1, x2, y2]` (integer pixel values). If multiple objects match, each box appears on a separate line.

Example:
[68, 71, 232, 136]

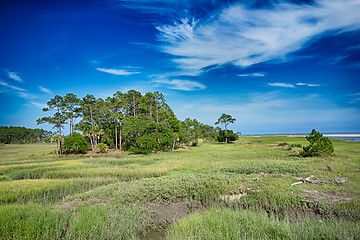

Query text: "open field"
[0, 137, 359, 239]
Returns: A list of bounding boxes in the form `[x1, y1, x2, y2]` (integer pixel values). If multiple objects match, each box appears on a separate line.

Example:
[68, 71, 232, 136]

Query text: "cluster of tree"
[215, 113, 237, 143]
[0, 126, 52, 144]
[300, 129, 334, 157]
[37, 90, 218, 154]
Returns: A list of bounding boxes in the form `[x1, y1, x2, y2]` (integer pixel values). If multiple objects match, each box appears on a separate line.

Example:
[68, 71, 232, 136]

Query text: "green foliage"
[217, 130, 238, 143]
[0, 126, 52, 144]
[215, 113, 237, 144]
[300, 129, 334, 157]
[96, 143, 109, 153]
[124, 115, 173, 154]
[63, 133, 88, 154]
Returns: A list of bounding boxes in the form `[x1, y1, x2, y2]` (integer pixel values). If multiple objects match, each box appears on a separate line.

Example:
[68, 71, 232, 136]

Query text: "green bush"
[63, 133, 89, 154]
[300, 129, 334, 157]
[96, 143, 109, 153]
[217, 130, 238, 143]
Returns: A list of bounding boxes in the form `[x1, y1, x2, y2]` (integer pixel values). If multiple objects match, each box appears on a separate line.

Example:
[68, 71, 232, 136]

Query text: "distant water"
[324, 134, 360, 142]
[327, 137, 360, 142]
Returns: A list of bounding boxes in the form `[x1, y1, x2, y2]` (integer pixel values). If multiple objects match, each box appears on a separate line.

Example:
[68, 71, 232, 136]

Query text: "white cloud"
[29, 101, 48, 109]
[7, 71, 23, 82]
[156, 0, 360, 75]
[38, 86, 53, 94]
[96, 68, 140, 75]
[238, 73, 265, 77]
[154, 79, 206, 91]
[0, 80, 26, 92]
[268, 82, 295, 88]
[296, 82, 321, 87]
[349, 98, 360, 104]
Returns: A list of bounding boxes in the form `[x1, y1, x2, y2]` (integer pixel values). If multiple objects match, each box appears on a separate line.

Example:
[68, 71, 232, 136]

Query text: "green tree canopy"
[215, 113, 236, 144]
[300, 129, 334, 157]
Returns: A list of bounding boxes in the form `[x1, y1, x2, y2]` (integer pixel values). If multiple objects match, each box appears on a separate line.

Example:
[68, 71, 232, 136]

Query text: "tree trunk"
[69, 108, 74, 135]
[172, 138, 176, 151]
[115, 119, 118, 150]
[119, 119, 122, 151]
[225, 124, 228, 144]
[132, 94, 136, 117]
[56, 140, 59, 156]
[59, 139, 62, 155]
[57, 107, 62, 137]
[156, 105, 159, 123]
[89, 135, 94, 151]
[90, 104, 95, 151]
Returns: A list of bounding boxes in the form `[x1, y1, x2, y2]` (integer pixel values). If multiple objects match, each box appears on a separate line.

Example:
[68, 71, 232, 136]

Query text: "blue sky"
[0, 0, 359, 135]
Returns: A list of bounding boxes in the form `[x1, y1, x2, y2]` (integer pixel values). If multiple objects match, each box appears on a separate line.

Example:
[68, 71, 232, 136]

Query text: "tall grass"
[0, 137, 359, 239]
[166, 208, 360, 240]
[0, 203, 150, 240]
[0, 178, 115, 204]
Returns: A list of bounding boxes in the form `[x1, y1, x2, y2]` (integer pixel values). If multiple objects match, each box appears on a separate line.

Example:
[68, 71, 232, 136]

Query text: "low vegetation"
[0, 136, 359, 239]
[300, 129, 334, 157]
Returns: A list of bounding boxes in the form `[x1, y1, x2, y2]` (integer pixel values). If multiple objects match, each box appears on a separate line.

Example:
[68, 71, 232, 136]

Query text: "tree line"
[37, 90, 225, 154]
[0, 126, 52, 144]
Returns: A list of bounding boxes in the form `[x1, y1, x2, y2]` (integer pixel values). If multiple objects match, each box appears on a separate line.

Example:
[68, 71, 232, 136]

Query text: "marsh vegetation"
[0, 136, 359, 239]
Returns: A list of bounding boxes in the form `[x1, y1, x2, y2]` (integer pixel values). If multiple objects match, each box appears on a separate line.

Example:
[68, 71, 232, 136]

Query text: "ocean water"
[327, 136, 360, 142]
[323, 134, 360, 142]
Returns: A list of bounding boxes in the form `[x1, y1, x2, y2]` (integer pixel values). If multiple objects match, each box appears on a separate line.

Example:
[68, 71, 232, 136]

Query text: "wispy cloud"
[0, 80, 26, 91]
[154, 79, 206, 91]
[327, 55, 348, 65]
[349, 98, 360, 104]
[29, 101, 48, 109]
[7, 71, 23, 82]
[156, 0, 360, 75]
[38, 86, 53, 94]
[96, 67, 140, 76]
[238, 73, 265, 77]
[296, 82, 321, 87]
[268, 82, 295, 88]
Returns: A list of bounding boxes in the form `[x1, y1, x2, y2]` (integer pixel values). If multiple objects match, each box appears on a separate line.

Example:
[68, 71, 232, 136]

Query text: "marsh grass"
[166, 208, 360, 240]
[0, 137, 359, 239]
[0, 178, 115, 204]
[0, 203, 149, 240]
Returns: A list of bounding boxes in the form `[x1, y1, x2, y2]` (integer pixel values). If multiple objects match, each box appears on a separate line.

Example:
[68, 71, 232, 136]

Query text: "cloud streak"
[96, 67, 139, 76]
[156, 0, 360, 75]
[296, 83, 321, 87]
[238, 73, 265, 77]
[7, 71, 23, 82]
[0, 80, 26, 92]
[38, 86, 53, 94]
[268, 82, 295, 88]
[154, 79, 206, 91]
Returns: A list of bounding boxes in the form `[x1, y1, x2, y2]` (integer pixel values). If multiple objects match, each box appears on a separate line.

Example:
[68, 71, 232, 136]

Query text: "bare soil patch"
[302, 189, 351, 204]
[145, 200, 191, 227]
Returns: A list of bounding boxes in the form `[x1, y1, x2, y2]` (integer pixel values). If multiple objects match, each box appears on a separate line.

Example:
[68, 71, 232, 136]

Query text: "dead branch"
[291, 175, 347, 186]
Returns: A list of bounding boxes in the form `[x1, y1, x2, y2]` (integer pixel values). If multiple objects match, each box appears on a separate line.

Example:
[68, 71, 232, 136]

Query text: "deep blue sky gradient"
[1, 0, 359, 134]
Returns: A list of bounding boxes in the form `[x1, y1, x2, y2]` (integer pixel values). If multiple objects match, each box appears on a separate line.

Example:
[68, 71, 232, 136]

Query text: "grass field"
[0, 137, 359, 239]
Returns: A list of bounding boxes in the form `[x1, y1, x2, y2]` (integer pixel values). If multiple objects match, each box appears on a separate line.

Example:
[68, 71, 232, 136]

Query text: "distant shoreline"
[244, 133, 360, 138]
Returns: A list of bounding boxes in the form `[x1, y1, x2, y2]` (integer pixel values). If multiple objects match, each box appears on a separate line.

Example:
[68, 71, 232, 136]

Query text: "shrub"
[96, 143, 109, 153]
[217, 130, 238, 143]
[300, 129, 334, 157]
[63, 133, 89, 154]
